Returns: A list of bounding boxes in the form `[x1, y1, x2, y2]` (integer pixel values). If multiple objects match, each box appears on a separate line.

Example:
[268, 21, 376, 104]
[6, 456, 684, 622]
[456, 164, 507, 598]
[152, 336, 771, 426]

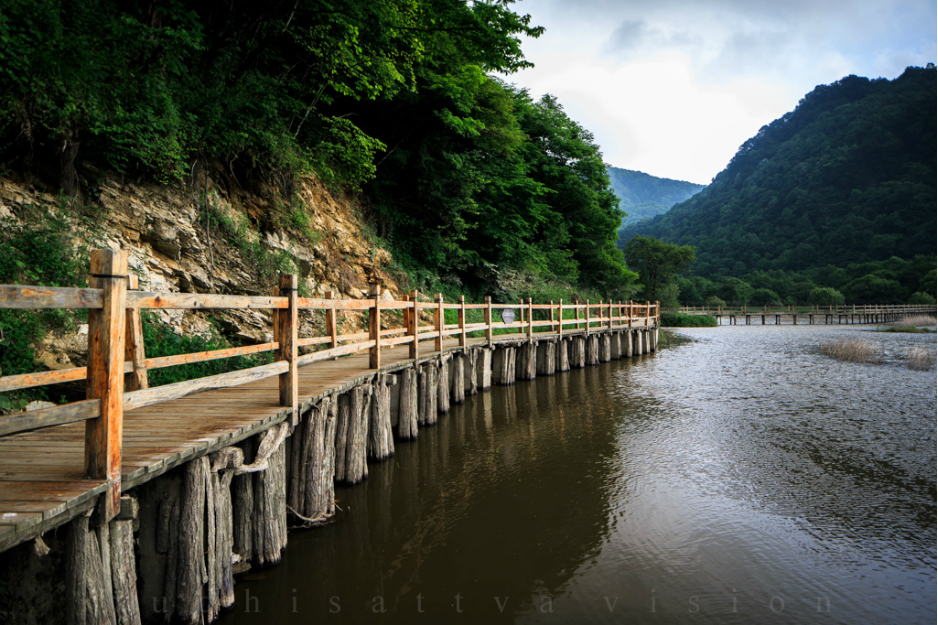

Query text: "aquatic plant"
[819, 338, 883, 364]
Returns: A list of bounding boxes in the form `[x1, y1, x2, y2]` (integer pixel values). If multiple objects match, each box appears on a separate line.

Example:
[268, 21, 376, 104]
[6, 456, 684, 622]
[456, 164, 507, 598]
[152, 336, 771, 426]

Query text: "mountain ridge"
[621, 65, 936, 277]
[607, 167, 705, 228]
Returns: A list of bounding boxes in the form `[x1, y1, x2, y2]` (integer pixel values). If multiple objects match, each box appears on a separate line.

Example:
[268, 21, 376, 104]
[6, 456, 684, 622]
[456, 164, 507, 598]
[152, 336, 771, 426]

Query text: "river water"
[219, 326, 936, 625]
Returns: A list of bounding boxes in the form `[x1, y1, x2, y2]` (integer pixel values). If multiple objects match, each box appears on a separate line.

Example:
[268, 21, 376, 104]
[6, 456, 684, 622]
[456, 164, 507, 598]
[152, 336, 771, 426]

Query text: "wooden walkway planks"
[0, 328, 640, 552]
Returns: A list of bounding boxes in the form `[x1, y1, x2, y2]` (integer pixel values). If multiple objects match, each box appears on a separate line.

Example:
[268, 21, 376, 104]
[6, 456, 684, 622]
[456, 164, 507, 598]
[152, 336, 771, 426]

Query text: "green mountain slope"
[621, 66, 937, 277]
[608, 167, 704, 228]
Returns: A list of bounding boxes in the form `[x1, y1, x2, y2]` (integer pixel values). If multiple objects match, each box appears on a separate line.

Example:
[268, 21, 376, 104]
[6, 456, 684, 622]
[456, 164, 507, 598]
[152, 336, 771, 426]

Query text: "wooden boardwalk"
[667, 304, 935, 326]
[0, 327, 652, 553]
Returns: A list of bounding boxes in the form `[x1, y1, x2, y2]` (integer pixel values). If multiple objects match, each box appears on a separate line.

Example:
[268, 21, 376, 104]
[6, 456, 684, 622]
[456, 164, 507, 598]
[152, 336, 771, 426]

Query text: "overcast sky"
[505, 0, 936, 184]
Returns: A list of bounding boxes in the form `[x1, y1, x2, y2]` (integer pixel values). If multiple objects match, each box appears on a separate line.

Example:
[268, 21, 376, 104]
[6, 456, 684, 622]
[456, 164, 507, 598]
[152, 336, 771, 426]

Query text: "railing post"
[628, 300, 633, 329]
[409, 290, 419, 361]
[608, 300, 614, 330]
[458, 295, 467, 347]
[484, 295, 493, 347]
[527, 297, 534, 339]
[85, 249, 127, 523]
[369, 283, 382, 369]
[124, 274, 148, 391]
[557, 299, 563, 335]
[276, 274, 299, 426]
[434, 293, 444, 352]
[585, 299, 590, 335]
[325, 291, 338, 349]
[574, 300, 580, 331]
[655, 300, 660, 325]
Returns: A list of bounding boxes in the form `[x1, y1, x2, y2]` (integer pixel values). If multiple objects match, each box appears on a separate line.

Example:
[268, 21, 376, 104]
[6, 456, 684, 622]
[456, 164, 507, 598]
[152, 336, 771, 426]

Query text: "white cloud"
[506, 0, 936, 183]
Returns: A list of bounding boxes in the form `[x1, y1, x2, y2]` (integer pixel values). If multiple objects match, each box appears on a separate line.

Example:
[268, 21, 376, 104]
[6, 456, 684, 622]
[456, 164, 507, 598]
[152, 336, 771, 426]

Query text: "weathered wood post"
[434, 293, 444, 352]
[409, 290, 419, 361]
[124, 274, 148, 392]
[608, 300, 614, 330]
[325, 290, 338, 349]
[574, 300, 580, 331]
[85, 249, 127, 522]
[276, 274, 298, 425]
[458, 295, 467, 347]
[585, 299, 591, 335]
[369, 283, 382, 369]
[557, 299, 564, 335]
[484, 295, 493, 347]
[527, 297, 534, 339]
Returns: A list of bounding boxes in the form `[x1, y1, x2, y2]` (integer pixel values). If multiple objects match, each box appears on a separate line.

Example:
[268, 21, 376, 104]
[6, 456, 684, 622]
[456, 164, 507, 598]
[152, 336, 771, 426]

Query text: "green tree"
[750, 288, 782, 306]
[908, 292, 936, 305]
[623, 235, 695, 302]
[807, 287, 845, 306]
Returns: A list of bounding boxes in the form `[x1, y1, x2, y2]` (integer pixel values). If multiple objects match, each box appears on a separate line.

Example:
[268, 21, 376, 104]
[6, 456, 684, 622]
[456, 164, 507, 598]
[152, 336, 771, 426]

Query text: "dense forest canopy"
[0, 0, 637, 300]
[622, 66, 937, 306]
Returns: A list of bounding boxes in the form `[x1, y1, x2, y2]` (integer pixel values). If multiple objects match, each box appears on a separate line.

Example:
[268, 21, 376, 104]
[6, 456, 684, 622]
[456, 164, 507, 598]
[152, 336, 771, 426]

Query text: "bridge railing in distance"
[0, 248, 660, 521]
[664, 304, 936, 317]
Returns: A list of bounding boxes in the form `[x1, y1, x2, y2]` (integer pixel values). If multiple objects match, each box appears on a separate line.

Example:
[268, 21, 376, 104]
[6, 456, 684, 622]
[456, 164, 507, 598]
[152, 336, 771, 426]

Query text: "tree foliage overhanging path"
[0, 0, 637, 300]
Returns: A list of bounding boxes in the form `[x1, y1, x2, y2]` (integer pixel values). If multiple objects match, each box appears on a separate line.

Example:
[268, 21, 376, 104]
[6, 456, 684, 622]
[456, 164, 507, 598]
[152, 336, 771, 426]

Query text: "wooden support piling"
[438, 355, 451, 415]
[397, 367, 419, 440]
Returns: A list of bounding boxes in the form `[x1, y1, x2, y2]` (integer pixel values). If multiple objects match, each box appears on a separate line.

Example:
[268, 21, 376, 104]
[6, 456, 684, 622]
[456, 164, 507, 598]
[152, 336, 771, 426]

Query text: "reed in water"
[903, 347, 935, 371]
[819, 338, 883, 364]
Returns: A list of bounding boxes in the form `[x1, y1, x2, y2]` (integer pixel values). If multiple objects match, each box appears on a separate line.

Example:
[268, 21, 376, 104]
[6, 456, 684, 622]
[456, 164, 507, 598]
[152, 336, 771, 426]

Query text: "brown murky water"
[219, 326, 936, 624]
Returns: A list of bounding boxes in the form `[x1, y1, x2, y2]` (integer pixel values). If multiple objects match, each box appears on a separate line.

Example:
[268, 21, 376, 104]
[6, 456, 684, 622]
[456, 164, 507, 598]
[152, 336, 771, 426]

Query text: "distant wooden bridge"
[668, 304, 935, 326]
[0, 250, 659, 624]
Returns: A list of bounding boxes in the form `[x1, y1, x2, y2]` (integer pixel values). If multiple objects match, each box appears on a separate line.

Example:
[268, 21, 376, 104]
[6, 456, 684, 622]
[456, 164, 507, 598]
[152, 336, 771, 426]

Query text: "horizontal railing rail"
[666, 304, 936, 316]
[0, 249, 660, 522]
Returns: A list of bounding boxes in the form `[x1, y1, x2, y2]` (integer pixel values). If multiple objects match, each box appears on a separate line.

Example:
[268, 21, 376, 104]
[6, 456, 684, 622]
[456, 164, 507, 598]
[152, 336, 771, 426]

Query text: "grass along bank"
[878, 315, 937, 333]
[818, 336, 935, 371]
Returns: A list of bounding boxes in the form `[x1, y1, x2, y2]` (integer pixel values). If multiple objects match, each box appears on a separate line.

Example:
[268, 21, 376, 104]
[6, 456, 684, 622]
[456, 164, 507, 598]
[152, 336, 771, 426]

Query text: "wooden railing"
[0, 249, 659, 521]
[665, 304, 937, 316]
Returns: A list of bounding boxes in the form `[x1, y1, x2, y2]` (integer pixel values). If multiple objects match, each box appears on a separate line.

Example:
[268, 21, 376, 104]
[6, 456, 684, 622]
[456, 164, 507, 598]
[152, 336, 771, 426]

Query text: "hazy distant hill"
[621, 66, 937, 276]
[608, 167, 704, 228]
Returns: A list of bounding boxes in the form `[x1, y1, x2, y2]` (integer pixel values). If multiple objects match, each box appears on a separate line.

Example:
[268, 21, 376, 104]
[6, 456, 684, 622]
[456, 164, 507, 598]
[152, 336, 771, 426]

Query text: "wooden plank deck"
[0, 324, 650, 552]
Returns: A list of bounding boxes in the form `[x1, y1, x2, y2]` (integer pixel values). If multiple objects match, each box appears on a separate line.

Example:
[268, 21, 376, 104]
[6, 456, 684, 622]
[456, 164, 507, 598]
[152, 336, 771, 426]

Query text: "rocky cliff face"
[0, 170, 405, 372]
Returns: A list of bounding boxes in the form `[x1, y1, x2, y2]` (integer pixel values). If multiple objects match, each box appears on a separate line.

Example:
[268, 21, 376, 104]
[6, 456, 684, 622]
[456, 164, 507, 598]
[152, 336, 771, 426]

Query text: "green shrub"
[808, 287, 846, 306]
[660, 312, 718, 327]
[909, 291, 936, 305]
[141, 312, 273, 387]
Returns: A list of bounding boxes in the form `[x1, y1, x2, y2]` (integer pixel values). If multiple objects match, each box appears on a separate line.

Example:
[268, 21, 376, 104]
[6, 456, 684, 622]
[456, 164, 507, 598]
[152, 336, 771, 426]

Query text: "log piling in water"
[368, 375, 395, 461]
[556, 337, 570, 372]
[465, 348, 479, 396]
[397, 367, 419, 440]
[418, 362, 439, 426]
[479, 347, 493, 391]
[437, 355, 451, 415]
[536, 340, 556, 376]
[587, 335, 600, 366]
[451, 353, 466, 404]
[519, 341, 537, 381]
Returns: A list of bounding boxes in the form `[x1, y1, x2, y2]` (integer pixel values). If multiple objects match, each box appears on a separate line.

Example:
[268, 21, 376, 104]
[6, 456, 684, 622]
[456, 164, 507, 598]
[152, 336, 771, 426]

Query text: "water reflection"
[220, 327, 935, 625]
[221, 361, 630, 624]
